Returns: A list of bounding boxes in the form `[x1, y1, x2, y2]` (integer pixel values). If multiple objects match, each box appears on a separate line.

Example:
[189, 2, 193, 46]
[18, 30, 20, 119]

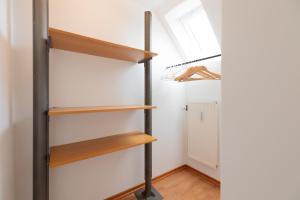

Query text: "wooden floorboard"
[109, 166, 220, 200]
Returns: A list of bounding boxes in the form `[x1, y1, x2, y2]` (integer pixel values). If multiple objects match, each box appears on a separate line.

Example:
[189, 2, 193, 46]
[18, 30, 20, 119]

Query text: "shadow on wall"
[0, 5, 14, 199]
[0, 127, 14, 200]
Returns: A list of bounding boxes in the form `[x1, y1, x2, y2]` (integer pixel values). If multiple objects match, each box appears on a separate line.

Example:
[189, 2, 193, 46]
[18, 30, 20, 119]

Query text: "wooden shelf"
[50, 131, 156, 168]
[48, 105, 156, 116]
[48, 28, 158, 63]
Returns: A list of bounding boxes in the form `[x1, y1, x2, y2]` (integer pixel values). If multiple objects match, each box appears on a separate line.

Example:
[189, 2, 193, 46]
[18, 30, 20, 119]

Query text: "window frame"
[156, 0, 220, 61]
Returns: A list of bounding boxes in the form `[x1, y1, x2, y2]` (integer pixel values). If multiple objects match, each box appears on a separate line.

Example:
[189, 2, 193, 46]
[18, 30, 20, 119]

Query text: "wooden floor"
[121, 167, 220, 200]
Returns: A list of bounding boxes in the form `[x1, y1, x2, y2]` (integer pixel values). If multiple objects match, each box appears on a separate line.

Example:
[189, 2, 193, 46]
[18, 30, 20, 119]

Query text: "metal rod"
[166, 54, 222, 69]
[33, 0, 49, 200]
[135, 11, 162, 200]
[144, 11, 153, 198]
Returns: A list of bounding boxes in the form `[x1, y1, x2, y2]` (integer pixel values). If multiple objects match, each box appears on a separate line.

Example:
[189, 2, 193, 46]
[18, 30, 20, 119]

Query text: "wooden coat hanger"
[175, 66, 221, 82]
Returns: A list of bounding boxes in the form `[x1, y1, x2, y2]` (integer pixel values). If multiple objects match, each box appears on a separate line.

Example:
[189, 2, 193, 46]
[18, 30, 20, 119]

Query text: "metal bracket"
[185, 105, 188, 111]
[46, 154, 50, 166]
[138, 57, 152, 64]
[46, 36, 52, 48]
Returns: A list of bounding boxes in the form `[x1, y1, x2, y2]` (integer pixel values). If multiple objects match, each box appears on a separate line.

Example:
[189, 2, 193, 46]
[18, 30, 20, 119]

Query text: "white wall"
[11, 0, 33, 199]
[48, 0, 185, 199]
[185, 59, 221, 103]
[0, 0, 14, 200]
[222, 0, 300, 199]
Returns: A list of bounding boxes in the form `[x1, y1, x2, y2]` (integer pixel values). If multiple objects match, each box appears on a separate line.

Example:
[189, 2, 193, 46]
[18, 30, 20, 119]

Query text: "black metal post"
[144, 10, 153, 198]
[33, 0, 49, 200]
[135, 11, 163, 200]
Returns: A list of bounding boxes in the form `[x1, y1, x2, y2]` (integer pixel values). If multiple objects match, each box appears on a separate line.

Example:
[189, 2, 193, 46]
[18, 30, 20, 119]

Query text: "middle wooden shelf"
[50, 131, 156, 168]
[48, 105, 157, 116]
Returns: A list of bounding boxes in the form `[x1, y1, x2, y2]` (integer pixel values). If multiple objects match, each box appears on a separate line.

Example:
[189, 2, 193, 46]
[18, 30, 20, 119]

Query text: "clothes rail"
[166, 54, 221, 69]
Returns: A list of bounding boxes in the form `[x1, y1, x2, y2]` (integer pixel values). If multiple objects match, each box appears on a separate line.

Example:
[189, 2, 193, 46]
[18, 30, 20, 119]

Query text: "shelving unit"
[33, 1, 162, 199]
[50, 132, 156, 168]
[49, 105, 156, 116]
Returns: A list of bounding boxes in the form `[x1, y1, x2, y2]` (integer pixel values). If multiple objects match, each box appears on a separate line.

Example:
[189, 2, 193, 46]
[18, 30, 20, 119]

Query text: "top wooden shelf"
[48, 28, 158, 63]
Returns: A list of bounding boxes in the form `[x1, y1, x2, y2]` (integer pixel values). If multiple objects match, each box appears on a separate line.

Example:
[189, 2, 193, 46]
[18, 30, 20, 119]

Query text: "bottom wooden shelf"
[50, 131, 156, 168]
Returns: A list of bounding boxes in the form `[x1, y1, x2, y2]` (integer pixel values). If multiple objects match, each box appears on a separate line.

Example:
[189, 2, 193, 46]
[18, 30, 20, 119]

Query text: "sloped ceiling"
[138, 0, 168, 9]
[201, 0, 222, 45]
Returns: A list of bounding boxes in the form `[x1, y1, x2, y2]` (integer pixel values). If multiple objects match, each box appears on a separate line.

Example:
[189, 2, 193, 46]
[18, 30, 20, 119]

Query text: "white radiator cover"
[187, 102, 219, 169]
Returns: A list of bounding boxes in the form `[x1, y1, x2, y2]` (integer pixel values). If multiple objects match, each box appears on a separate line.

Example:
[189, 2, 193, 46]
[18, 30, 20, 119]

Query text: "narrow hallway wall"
[11, 0, 33, 199]
[0, 0, 14, 199]
[222, 0, 300, 199]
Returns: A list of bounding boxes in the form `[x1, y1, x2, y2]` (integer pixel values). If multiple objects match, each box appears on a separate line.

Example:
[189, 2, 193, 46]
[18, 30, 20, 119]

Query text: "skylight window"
[165, 0, 221, 60]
